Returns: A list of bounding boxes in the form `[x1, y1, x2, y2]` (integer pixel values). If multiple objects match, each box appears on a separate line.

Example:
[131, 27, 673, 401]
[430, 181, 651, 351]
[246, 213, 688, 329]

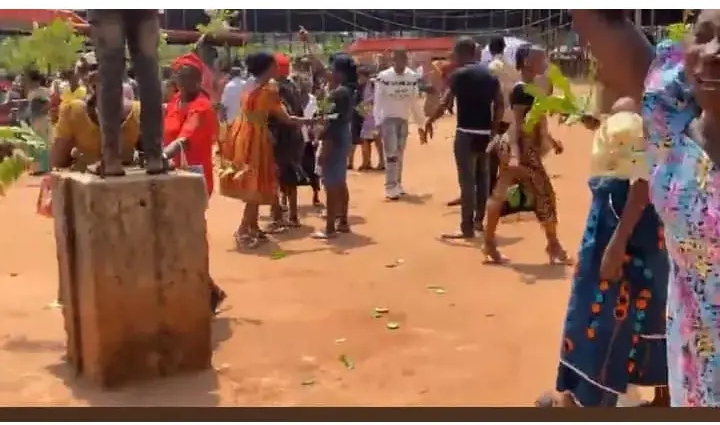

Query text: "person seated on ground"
[51, 71, 140, 171]
[49, 68, 87, 123]
[23, 68, 50, 101]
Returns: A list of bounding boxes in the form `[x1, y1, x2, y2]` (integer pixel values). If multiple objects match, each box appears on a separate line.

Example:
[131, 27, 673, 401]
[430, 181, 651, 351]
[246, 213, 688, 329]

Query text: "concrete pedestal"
[51, 170, 212, 388]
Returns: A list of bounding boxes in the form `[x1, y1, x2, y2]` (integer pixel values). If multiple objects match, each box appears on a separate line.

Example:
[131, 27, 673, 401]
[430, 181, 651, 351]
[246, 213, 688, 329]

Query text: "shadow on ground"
[509, 263, 570, 284]
[37, 322, 241, 406]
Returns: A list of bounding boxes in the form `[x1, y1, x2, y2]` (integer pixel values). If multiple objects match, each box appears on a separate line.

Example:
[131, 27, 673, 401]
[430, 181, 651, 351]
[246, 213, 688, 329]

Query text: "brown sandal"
[483, 241, 507, 264]
[264, 221, 287, 234]
[234, 231, 264, 250]
[546, 244, 573, 266]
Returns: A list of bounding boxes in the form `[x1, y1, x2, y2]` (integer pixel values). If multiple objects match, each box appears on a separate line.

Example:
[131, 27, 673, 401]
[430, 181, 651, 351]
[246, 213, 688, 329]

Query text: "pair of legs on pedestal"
[88, 9, 165, 176]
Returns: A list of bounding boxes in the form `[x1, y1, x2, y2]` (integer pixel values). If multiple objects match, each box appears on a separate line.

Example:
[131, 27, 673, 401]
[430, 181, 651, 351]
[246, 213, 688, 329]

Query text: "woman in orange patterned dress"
[220, 52, 310, 248]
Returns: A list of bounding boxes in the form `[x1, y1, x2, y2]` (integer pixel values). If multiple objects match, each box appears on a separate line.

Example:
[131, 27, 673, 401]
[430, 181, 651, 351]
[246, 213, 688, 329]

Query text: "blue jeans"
[320, 124, 351, 187]
[380, 118, 409, 194]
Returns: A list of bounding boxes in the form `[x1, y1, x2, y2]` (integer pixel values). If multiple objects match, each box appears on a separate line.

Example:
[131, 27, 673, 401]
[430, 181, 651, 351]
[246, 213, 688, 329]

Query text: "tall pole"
[634, 9, 642, 29]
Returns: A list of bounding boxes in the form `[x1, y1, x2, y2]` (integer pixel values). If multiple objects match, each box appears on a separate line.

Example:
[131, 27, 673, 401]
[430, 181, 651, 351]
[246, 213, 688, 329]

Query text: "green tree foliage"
[0, 124, 47, 196]
[196, 9, 237, 38]
[522, 11, 694, 134]
[0, 19, 86, 73]
[157, 31, 193, 67]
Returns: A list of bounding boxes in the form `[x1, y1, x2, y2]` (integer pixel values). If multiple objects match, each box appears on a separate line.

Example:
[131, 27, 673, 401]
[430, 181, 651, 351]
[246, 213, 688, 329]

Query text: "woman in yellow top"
[535, 97, 669, 407]
[51, 71, 140, 170]
[49, 70, 87, 124]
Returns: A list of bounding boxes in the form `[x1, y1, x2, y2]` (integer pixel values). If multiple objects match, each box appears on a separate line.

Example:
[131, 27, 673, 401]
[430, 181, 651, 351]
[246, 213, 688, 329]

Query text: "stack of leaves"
[521, 63, 595, 133]
[195, 9, 238, 41]
[667, 10, 695, 42]
[523, 10, 695, 134]
[0, 124, 47, 196]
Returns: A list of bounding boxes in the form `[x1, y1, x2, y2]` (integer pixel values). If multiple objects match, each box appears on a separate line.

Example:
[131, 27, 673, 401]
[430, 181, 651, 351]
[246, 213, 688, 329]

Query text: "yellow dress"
[60, 85, 87, 103]
[589, 111, 648, 181]
[54, 99, 140, 163]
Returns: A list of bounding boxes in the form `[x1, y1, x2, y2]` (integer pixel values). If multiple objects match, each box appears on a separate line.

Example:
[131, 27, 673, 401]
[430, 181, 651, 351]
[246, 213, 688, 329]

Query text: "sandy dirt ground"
[0, 113, 640, 406]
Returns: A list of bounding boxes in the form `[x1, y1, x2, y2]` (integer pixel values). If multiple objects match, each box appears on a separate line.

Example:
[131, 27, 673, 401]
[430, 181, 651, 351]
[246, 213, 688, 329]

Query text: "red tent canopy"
[347, 37, 455, 54]
[0, 9, 87, 29]
[0, 9, 247, 46]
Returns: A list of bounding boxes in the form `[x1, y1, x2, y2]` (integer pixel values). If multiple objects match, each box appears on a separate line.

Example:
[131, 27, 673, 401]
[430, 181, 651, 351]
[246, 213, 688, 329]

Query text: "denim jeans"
[453, 131, 491, 235]
[380, 118, 409, 195]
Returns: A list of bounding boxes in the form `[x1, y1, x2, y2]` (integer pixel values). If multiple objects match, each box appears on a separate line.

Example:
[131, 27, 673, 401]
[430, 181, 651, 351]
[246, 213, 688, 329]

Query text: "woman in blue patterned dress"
[572, 9, 720, 407]
[536, 98, 669, 407]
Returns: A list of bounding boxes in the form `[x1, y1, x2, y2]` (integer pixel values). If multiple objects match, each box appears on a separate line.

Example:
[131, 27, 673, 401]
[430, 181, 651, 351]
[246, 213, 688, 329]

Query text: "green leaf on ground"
[386, 321, 400, 330]
[270, 250, 287, 260]
[46, 300, 62, 309]
[385, 258, 405, 268]
[338, 354, 354, 370]
[427, 285, 446, 295]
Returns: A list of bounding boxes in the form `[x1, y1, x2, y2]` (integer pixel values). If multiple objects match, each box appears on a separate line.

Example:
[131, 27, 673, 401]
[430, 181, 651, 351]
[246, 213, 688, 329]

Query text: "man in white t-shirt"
[373, 49, 425, 200]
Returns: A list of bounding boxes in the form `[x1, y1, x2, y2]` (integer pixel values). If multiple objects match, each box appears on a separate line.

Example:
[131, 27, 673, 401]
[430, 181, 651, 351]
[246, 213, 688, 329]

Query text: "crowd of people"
[1, 9, 719, 408]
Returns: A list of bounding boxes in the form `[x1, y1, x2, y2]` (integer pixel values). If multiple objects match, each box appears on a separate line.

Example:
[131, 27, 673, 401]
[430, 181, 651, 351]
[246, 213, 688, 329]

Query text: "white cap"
[82, 51, 97, 65]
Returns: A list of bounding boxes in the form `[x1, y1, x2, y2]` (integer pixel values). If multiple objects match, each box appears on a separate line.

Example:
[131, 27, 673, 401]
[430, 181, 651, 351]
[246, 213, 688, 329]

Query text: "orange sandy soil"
[0, 111, 643, 406]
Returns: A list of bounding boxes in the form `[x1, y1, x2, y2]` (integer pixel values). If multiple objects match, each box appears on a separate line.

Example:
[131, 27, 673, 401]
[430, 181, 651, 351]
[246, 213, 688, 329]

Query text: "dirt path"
[0, 116, 595, 406]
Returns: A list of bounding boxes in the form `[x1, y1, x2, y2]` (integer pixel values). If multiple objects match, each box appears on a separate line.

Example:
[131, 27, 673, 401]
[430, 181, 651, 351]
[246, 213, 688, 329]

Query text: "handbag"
[36, 175, 53, 218]
[500, 183, 536, 217]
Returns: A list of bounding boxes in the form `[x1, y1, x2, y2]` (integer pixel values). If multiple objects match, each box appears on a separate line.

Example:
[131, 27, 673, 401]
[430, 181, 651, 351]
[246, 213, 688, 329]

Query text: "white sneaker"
[398, 185, 407, 195]
[385, 186, 401, 200]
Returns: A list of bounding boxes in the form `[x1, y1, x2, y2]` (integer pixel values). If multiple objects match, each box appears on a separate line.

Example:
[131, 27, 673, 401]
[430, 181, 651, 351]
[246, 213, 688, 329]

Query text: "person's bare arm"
[509, 106, 525, 163]
[427, 88, 454, 124]
[570, 10, 654, 99]
[613, 179, 650, 246]
[50, 102, 75, 168]
[491, 79, 504, 138]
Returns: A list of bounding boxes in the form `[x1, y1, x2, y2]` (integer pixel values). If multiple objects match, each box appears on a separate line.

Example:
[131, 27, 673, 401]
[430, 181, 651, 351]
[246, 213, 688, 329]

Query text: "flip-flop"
[440, 232, 474, 240]
[311, 230, 336, 240]
[263, 222, 287, 234]
[535, 390, 556, 407]
[211, 287, 227, 315]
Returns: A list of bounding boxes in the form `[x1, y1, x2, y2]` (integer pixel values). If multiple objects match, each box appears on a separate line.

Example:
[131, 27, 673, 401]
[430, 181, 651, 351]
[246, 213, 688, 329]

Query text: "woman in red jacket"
[163, 52, 225, 313]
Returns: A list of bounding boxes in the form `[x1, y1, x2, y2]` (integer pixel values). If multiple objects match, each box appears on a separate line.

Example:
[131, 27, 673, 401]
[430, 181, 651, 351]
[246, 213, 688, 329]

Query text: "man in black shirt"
[424, 38, 504, 239]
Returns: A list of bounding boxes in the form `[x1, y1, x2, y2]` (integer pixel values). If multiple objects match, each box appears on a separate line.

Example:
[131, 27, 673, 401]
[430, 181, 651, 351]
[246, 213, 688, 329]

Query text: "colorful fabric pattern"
[642, 39, 720, 407]
[556, 177, 668, 406]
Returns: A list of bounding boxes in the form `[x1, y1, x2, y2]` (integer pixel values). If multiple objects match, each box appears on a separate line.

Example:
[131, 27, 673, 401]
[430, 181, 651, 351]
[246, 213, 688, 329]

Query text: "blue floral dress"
[642, 40, 720, 406]
[555, 111, 668, 407]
